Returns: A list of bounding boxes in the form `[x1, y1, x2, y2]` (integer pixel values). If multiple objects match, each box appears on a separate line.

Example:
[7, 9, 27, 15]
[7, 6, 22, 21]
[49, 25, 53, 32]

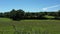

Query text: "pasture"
[0, 18, 60, 34]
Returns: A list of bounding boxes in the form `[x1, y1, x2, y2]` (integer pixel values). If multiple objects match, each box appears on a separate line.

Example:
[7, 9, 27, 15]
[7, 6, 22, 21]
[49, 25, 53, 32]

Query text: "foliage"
[9, 9, 25, 20]
[0, 9, 60, 20]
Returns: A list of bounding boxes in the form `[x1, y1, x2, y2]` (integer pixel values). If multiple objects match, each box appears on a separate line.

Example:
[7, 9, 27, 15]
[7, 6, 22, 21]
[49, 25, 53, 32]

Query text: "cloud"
[42, 5, 60, 11]
[42, 8, 48, 11]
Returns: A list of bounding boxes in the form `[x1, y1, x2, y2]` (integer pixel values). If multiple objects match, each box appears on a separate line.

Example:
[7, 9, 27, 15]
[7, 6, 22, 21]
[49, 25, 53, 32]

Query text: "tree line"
[0, 9, 60, 21]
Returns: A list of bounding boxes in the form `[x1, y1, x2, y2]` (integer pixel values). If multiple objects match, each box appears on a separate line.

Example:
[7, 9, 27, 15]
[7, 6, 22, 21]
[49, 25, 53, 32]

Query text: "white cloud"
[42, 8, 48, 11]
[42, 5, 60, 11]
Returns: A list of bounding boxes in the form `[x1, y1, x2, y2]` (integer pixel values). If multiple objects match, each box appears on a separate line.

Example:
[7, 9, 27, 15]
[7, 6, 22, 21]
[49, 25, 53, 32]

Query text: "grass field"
[0, 18, 60, 34]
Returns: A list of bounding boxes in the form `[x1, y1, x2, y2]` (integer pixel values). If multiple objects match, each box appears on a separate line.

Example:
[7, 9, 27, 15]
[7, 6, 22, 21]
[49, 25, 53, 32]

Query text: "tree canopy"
[0, 9, 60, 21]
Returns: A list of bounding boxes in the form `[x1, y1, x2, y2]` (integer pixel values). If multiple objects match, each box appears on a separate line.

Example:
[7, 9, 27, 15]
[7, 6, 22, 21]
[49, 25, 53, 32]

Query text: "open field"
[0, 18, 60, 34]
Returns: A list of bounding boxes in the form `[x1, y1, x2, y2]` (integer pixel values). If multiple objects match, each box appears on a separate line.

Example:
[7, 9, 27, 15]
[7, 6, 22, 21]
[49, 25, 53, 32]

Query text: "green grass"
[44, 15, 55, 18]
[0, 18, 60, 34]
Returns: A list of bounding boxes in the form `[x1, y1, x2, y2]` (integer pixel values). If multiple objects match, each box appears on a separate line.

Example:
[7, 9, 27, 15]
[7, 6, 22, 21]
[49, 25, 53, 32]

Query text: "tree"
[58, 10, 60, 16]
[0, 13, 4, 17]
[9, 9, 25, 20]
[3, 12, 10, 18]
[54, 10, 60, 19]
[37, 12, 46, 19]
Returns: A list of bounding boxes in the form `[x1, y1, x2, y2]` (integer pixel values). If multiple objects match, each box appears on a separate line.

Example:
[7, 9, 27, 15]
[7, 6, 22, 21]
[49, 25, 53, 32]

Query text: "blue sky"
[0, 0, 60, 12]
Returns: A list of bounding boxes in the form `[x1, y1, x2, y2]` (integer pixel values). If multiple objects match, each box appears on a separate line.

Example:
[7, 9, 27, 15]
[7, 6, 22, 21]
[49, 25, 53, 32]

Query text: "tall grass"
[0, 18, 60, 34]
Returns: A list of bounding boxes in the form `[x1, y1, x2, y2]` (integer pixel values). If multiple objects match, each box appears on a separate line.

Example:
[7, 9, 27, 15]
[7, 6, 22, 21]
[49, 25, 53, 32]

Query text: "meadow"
[0, 18, 60, 34]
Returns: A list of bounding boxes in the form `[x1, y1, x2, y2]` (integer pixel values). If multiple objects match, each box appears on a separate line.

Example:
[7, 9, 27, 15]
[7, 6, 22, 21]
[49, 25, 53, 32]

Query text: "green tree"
[3, 12, 10, 18]
[0, 13, 4, 17]
[9, 9, 25, 20]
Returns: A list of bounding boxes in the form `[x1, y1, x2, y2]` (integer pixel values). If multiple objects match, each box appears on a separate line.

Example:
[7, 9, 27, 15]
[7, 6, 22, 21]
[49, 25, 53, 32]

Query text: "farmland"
[0, 18, 60, 34]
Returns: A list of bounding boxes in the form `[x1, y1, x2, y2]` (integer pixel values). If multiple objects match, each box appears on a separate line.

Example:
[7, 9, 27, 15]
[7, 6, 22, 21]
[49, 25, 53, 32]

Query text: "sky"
[0, 0, 60, 12]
